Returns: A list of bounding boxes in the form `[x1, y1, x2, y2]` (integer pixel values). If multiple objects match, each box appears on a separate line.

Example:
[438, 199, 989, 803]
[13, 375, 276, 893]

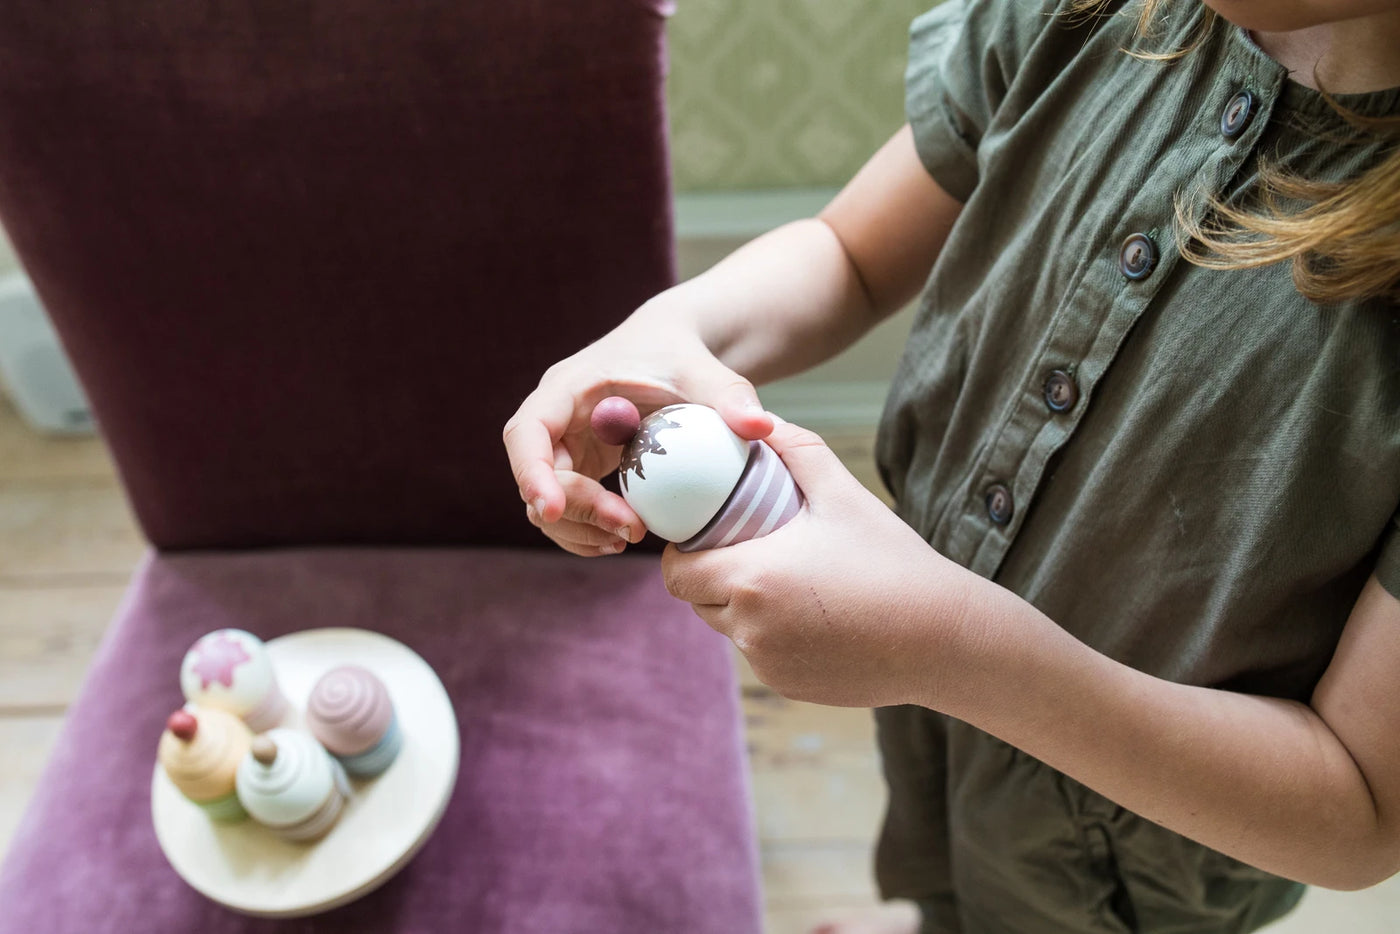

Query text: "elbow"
[1319, 868, 1397, 893]
[1310, 834, 1400, 892]
[812, 215, 885, 322]
[1326, 862, 1400, 893]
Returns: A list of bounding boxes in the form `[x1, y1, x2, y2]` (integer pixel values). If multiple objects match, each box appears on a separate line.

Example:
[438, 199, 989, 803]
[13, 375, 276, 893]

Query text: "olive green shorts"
[875, 706, 1305, 934]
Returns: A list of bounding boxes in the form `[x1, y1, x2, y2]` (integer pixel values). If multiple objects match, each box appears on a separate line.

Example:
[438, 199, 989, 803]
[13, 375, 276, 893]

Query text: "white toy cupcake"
[157, 707, 252, 822]
[180, 629, 288, 732]
[592, 398, 802, 551]
[306, 665, 403, 779]
[236, 729, 350, 843]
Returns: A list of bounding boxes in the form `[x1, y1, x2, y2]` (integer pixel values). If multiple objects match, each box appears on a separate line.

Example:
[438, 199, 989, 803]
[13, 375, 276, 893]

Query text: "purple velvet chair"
[0, 2, 763, 931]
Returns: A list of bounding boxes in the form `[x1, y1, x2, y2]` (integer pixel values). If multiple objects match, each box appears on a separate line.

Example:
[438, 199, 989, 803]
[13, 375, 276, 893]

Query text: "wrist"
[912, 561, 1027, 715]
[631, 280, 713, 337]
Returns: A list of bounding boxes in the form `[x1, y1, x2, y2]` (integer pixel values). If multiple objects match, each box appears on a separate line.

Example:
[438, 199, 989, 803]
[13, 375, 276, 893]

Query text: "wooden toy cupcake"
[180, 628, 289, 732]
[235, 729, 350, 843]
[305, 665, 403, 779]
[157, 707, 252, 822]
[592, 397, 802, 551]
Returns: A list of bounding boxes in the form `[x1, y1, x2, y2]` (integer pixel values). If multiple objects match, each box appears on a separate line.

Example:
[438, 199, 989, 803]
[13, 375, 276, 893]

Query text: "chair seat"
[0, 547, 762, 933]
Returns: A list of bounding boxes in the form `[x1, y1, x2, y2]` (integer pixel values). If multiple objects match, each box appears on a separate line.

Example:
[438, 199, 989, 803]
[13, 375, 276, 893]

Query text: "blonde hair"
[1068, 0, 1400, 304]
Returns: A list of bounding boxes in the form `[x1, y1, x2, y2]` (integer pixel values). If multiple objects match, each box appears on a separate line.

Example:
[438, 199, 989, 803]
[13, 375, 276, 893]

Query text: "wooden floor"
[1, 395, 1397, 933]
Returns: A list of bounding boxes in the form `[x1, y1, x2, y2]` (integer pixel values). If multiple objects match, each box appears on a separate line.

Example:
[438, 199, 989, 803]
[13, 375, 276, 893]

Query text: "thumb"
[762, 417, 852, 500]
[675, 360, 773, 441]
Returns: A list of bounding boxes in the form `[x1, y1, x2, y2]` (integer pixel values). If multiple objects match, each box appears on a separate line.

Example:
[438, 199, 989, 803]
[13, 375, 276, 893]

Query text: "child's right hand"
[503, 306, 774, 556]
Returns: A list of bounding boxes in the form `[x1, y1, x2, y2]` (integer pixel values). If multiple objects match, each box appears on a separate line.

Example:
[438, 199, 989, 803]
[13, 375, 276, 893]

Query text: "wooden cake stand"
[151, 627, 460, 917]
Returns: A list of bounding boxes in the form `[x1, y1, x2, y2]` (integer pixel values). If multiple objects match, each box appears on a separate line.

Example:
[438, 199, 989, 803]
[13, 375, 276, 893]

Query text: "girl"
[504, 1, 1400, 930]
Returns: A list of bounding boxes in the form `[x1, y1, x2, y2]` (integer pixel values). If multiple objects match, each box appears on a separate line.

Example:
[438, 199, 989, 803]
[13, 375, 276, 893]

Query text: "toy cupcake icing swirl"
[179, 629, 289, 732]
[305, 665, 402, 779]
[236, 729, 350, 843]
[157, 707, 252, 822]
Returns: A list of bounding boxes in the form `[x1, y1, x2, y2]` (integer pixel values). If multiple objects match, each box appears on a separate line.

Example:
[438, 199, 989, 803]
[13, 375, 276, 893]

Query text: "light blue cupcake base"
[335, 713, 403, 778]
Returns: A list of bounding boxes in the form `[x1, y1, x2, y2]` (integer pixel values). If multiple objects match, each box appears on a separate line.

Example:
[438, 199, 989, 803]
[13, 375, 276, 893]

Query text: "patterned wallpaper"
[667, 0, 934, 192]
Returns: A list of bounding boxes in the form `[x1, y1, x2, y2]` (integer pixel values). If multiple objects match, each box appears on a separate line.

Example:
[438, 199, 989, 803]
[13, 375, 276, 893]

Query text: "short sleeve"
[1376, 515, 1400, 600]
[904, 0, 1063, 201]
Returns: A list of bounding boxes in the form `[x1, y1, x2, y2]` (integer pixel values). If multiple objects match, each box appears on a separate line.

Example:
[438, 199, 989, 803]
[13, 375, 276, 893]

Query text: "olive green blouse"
[876, 0, 1400, 700]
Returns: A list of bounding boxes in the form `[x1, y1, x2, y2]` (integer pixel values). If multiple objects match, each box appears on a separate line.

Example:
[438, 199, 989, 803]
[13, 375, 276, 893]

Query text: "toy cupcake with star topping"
[592, 397, 802, 551]
[305, 665, 402, 779]
[180, 629, 288, 732]
[157, 707, 252, 822]
[236, 729, 350, 843]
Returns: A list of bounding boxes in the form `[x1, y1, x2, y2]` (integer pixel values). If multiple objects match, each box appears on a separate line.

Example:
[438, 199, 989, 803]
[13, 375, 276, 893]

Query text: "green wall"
[666, 0, 933, 192]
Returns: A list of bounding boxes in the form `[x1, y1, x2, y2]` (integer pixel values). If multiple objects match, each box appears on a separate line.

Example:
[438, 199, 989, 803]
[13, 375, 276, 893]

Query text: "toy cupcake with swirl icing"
[179, 629, 288, 733]
[592, 397, 802, 551]
[157, 708, 252, 822]
[305, 665, 403, 779]
[236, 730, 350, 843]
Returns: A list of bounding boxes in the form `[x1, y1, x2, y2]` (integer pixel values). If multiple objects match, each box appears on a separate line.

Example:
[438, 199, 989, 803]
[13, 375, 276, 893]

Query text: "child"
[504, 0, 1400, 930]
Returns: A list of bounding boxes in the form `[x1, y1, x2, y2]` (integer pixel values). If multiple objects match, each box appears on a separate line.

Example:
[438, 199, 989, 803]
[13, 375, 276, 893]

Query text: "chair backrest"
[0, 0, 676, 550]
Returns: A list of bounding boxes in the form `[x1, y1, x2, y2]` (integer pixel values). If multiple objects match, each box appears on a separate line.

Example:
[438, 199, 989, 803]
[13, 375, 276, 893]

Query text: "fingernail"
[606, 540, 626, 554]
[614, 526, 633, 542]
[743, 399, 764, 414]
[533, 497, 547, 517]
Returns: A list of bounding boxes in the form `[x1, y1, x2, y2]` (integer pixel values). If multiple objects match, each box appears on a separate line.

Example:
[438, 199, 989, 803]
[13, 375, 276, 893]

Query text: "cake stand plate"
[151, 627, 460, 918]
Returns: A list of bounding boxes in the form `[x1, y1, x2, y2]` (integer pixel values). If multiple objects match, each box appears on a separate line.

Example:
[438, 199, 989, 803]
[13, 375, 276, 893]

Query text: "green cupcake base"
[194, 790, 247, 823]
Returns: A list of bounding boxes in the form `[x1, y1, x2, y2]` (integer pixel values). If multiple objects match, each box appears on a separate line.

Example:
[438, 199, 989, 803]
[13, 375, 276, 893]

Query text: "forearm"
[938, 577, 1399, 889]
[634, 217, 880, 386]
[629, 125, 960, 389]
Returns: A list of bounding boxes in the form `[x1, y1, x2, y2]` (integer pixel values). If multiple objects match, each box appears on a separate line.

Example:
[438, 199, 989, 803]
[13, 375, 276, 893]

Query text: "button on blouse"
[1221, 89, 1254, 137]
[1043, 370, 1079, 413]
[985, 483, 1014, 525]
[1120, 233, 1157, 280]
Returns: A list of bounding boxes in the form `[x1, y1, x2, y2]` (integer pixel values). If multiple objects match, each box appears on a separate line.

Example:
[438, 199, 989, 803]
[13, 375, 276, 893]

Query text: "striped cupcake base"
[271, 789, 344, 843]
[267, 761, 351, 843]
[679, 440, 802, 553]
[334, 713, 404, 779]
[194, 790, 247, 823]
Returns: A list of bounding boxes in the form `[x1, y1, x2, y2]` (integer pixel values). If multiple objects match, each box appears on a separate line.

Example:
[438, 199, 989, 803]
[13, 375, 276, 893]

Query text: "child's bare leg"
[808, 900, 922, 934]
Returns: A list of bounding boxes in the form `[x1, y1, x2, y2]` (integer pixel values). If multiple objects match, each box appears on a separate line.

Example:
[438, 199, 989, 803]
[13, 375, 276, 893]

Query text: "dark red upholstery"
[0, 549, 762, 934]
[0, 2, 763, 931]
[0, 0, 676, 550]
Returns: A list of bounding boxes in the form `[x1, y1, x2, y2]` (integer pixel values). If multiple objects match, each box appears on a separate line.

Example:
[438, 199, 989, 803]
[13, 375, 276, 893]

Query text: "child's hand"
[661, 419, 981, 708]
[503, 306, 773, 557]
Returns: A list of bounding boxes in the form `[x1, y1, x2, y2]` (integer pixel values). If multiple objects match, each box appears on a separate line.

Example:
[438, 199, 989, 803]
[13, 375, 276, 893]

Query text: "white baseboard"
[673, 188, 839, 239]
[0, 273, 94, 435]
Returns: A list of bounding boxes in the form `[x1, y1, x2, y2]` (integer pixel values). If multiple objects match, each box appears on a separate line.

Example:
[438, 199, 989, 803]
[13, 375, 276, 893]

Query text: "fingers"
[688, 601, 727, 633]
[527, 471, 644, 556]
[760, 417, 851, 501]
[674, 364, 774, 441]
[661, 544, 735, 608]
[527, 504, 629, 557]
[556, 471, 642, 541]
[504, 387, 575, 523]
[664, 548, 749, 645]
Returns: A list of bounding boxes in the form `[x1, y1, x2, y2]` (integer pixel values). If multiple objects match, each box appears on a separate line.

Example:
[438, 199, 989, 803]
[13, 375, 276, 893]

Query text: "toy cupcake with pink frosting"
[305, 665, 402, 779]
[236, 729, 350, 843]
[180, 629, 289, 732]
[157, 707, 252, 822]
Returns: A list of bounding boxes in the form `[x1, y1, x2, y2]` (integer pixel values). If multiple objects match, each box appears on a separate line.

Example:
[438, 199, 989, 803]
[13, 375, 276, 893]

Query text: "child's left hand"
[661, 418, 983, 709]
